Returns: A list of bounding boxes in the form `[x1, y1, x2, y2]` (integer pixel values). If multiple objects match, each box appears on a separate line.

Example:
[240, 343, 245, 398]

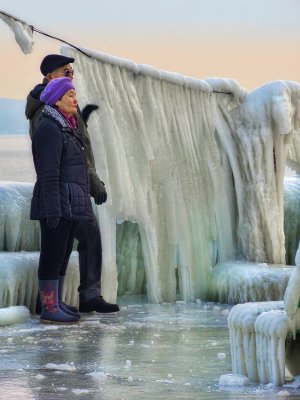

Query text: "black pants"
[75, 212, 102, 304]
[38, 218, 78, 280]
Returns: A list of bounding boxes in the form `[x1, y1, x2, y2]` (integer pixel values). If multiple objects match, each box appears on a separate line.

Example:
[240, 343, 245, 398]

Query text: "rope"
[0, 9, 91, 57]
[32, 28, 91, 58]
[0, 9, 233, 94]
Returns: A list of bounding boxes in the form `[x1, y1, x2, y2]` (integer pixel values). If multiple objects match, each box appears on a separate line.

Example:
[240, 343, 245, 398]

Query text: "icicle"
[0, 11, 34, 54]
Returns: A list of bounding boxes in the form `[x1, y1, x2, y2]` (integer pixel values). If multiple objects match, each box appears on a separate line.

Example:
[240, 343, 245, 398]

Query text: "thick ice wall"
[63, 48, 244, 302]
[61, 46, 300, 302]
[0, 181, 39, 251]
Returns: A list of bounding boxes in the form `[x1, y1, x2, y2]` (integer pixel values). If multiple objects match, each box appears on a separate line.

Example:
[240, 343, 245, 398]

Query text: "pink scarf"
[57, 109, 77, 130]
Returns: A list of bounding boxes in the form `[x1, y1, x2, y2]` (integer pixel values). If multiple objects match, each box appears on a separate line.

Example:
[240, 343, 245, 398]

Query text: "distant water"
[0, 134, 35, 182]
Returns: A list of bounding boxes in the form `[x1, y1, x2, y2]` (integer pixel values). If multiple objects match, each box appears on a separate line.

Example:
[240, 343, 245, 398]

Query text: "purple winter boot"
[39, 279, 79, 324]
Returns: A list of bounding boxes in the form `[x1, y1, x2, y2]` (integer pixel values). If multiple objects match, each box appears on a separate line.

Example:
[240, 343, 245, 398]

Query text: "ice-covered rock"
[0, 306, 30, 326]
[219, 373, 250, 386]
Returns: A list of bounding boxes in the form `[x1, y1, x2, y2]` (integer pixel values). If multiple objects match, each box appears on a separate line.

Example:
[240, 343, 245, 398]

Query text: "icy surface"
[0, 297, 298, 400]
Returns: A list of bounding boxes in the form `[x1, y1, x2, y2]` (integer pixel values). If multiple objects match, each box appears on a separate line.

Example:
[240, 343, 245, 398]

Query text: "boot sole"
[40, 319, 79, 325]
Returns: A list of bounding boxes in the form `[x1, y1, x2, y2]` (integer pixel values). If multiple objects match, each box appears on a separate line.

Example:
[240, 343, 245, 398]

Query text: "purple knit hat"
[40, 77, 75, 106]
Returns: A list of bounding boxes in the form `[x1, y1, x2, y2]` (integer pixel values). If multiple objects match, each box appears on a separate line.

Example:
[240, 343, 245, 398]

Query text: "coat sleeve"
[28, 102, 44, 139]
[33, 121, 63, 218]
[76, 114, 107, 198]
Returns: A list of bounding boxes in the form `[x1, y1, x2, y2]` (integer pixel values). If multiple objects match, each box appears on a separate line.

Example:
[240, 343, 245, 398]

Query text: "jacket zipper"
[68, 183, 73, 218]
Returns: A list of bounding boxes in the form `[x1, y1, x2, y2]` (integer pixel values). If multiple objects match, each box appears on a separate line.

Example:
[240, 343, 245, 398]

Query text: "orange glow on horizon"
[1, 33, 300, 99]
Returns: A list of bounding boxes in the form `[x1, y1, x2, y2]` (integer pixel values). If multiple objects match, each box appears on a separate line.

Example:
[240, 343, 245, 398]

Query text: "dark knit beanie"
[40, 78, 75, 106]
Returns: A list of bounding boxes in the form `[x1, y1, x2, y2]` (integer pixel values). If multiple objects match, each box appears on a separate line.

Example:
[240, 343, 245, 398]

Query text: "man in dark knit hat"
[25, 54, 120, 314]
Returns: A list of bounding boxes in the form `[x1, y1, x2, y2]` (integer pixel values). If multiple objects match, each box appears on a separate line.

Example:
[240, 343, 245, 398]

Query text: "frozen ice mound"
[0, 305, 30, 326]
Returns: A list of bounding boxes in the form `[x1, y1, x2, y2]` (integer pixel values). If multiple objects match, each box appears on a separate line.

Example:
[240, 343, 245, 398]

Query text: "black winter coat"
[30, 105, 93, 221]
[25, 80, 106, 200]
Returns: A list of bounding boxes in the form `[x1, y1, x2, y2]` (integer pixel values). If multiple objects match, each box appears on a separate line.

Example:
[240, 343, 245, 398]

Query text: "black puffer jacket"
[30, 105, 93, 221]
[25, 80, 106, 200]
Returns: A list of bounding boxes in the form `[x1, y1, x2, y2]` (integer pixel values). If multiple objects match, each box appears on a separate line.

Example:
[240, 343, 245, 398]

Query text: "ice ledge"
[212, 261, 294, 303]
[0, 252, 79, 312]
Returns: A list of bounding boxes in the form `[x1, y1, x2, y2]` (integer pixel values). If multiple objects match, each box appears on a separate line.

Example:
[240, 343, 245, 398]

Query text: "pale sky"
[0, 0, 300, 99]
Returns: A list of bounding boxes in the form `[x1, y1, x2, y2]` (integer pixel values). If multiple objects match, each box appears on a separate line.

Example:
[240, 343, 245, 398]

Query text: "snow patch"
[45, 363, 76, 372]
[219, 374, 250, 386]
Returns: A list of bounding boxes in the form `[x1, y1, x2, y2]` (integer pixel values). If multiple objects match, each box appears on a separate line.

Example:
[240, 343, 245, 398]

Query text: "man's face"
[47, 64, 74, 81]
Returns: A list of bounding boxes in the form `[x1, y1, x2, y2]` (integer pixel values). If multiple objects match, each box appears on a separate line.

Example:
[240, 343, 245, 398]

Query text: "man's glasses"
[55, 68, 74, 77]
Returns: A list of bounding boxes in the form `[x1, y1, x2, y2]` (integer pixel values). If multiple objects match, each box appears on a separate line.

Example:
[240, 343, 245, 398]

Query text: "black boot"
[58, 276, 80, 318]
[79, 296, 120, 313]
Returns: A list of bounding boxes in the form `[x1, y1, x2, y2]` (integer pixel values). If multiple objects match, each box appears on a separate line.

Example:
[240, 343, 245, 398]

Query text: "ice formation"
[60, 45, 300, 302]
[0, 11, 34, 54]
[228, 242, 300, 386]
[0, 41, 300, 306]
[0, 181, 40, 252]
[0, 251, 80, 310]
[0, 16, 300, 306]
[284, 176, 300, 265]
[212, 261, 293, 303]
[0, 305, 30, 326]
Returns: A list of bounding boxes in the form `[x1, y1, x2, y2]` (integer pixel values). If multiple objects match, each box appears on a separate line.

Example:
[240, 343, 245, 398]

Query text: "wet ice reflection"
[0, 297, 298, 399]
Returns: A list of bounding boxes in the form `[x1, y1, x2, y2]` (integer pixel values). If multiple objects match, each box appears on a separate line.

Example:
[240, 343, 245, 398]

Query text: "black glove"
[94, 191, 107, 205]
[46, 217, 60, 229]
[81, 104, 99, 125]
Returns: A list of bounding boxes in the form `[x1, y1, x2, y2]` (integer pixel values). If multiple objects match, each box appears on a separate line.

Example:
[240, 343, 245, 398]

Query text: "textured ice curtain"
[62, 47, 238, 302]
[215, 81, 300, 264]
[61, 46, 300, 302]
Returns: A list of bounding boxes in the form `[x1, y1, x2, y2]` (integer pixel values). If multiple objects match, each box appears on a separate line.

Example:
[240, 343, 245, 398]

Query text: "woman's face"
[55, 89, 78, 116]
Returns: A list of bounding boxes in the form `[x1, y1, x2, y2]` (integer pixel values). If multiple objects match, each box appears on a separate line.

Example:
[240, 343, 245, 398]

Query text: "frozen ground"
[0, 297, 299, 400]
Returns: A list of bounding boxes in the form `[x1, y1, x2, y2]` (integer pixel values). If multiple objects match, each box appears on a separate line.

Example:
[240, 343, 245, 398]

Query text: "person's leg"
[57, 221, 80, 317]
[39, 218, 75, 280]
[75, 213, 102, 303]
[38, 218, 79, 324]
[75, 213, 119, 313]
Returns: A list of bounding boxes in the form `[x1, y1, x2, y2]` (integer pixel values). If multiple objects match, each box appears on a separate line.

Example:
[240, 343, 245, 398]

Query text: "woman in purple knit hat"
[30, 77, 93, 324]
